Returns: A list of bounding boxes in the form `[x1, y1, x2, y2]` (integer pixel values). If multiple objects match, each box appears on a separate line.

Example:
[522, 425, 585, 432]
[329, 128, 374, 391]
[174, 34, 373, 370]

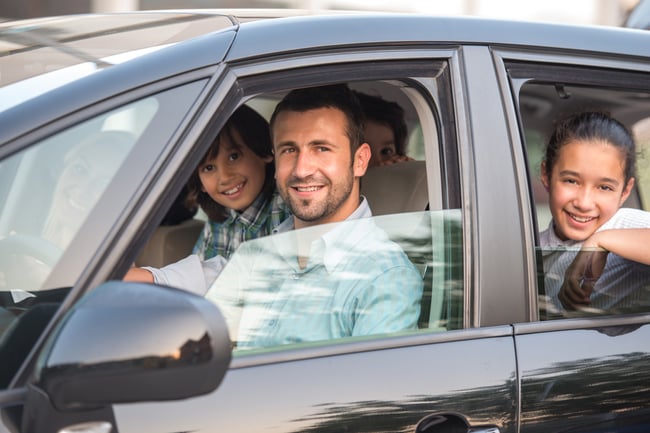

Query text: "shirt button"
[291, 274, 299, 280]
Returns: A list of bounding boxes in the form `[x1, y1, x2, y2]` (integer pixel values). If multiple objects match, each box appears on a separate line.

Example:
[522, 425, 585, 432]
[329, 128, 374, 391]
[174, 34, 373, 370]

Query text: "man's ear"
[620, 176, 635, 205]
[354, 142, 371, 177]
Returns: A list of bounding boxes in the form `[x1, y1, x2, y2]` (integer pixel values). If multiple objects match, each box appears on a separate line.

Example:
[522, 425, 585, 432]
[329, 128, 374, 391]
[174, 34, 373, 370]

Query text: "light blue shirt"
[205, 198, 423, 350]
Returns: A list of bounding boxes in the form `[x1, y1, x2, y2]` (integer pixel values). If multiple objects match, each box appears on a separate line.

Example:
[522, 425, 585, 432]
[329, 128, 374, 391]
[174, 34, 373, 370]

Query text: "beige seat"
[135, 218, 204, 268]
[361, 160, 428, 216]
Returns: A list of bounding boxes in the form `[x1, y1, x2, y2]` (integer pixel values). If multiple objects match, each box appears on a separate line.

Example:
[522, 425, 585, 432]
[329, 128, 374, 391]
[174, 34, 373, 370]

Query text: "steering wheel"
[0, 234, 62, 293]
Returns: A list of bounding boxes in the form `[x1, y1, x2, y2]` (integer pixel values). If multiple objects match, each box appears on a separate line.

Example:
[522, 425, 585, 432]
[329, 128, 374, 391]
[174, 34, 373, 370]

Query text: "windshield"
[0, 12, 234, 110]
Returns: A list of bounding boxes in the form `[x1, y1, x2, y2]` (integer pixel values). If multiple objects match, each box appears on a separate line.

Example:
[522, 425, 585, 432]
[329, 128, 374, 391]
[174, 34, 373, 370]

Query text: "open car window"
[514, 64, 650, 319]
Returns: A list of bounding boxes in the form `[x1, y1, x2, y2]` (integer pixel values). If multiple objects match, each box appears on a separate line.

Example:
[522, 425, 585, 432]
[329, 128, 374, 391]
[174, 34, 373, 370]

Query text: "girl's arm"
[558, 227, 650, 310]
[585, 228, 650, 266]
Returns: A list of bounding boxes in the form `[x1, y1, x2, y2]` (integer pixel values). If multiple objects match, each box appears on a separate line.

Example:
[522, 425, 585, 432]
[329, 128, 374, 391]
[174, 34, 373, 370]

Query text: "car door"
[0, 21, 242, 429]
[500, 47, 650, 431]
[105, 39, 523, 432]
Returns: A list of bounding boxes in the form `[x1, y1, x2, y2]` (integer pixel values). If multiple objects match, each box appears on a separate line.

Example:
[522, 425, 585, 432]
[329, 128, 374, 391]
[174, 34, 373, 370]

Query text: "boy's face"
[198, 129, 272, 212]
[541, 139, 634, 241]
[364, 120, 397, 167]
[273, 107, 370, 229]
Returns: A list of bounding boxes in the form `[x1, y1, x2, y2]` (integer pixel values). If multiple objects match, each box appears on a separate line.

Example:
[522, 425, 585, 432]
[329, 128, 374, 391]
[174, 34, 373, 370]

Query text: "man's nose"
[292, 150, 316, 178]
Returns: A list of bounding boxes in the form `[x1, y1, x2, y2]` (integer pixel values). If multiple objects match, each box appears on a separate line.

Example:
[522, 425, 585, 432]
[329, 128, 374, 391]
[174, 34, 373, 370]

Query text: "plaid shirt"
[192, 189, 291, 260]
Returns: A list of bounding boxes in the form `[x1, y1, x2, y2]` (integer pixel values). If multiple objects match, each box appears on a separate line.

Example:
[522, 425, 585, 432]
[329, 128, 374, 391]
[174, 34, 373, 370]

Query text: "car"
[1, 9, 650, 433]
[625, 0, 650, 29]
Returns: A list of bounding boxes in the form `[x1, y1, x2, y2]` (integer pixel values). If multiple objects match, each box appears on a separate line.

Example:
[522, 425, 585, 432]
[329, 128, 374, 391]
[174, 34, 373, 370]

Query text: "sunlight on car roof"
[0, 12, 235, 109]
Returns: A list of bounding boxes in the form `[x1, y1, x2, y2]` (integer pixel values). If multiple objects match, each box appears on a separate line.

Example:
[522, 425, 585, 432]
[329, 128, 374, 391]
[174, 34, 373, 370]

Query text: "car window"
[514, 64, 650, 319]
[204, 208, 462, 354]
[0, 81, 206, 389]
[192, 76, 464, 355]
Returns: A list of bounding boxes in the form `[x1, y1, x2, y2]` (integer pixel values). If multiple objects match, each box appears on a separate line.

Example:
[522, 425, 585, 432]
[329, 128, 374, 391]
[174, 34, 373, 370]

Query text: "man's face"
[273, 107, 370, 229]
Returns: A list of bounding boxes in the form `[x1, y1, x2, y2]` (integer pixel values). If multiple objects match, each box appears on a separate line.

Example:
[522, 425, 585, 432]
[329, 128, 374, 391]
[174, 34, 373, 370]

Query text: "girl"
[125, 105, 290, 287]
[539, 111, 650, 315]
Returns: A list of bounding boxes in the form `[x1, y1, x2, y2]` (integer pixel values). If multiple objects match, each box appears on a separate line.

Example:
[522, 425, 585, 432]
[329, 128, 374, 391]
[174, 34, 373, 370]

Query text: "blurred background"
[0, 0, 646, 28]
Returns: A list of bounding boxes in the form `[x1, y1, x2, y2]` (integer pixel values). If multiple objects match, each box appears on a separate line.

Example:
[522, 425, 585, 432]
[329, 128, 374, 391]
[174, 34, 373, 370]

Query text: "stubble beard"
[281, 173, 353, 224]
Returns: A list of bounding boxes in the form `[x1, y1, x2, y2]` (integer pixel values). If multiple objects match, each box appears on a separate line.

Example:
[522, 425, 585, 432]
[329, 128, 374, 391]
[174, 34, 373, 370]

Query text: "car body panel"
[114, 329, 517, 433]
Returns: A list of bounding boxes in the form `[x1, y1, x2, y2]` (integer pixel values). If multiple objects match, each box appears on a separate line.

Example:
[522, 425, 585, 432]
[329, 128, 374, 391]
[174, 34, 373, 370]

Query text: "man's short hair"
[270, 84, 365, 154]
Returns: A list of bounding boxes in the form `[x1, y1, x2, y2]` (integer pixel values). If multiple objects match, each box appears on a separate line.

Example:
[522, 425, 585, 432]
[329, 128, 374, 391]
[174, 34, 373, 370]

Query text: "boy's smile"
[199, 130, 272, 212]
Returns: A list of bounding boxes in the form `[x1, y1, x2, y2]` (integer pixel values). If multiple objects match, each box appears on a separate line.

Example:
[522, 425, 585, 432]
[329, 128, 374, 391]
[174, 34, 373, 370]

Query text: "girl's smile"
[542, 139, 634, 242]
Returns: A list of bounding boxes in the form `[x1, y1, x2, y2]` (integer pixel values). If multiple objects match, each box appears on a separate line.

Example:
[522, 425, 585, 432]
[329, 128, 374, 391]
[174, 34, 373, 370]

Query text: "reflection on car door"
[114, 330, 518, 432]
[516, 321, 650, 432]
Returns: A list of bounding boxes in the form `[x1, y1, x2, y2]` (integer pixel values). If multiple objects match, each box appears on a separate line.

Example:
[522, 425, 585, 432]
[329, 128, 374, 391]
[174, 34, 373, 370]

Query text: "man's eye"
[380, 147, 395, 157]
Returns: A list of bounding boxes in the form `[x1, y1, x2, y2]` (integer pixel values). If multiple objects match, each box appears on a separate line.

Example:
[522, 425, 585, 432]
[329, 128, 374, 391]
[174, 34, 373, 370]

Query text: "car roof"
[227, 13, 650, 62]
[2, 10, 650, 136]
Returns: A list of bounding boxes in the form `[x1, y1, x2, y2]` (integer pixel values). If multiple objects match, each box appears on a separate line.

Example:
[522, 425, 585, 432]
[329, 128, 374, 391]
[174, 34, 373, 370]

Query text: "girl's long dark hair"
[544, 111, 637, 183]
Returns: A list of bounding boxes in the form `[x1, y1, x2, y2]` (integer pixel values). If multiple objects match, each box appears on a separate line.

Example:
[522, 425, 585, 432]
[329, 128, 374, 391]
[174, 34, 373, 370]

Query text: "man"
[204, 84, 423, 349]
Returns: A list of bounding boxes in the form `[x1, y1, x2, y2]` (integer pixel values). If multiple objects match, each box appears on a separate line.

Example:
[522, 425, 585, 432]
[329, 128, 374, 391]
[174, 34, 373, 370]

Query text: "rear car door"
[499, 40, 650, 432]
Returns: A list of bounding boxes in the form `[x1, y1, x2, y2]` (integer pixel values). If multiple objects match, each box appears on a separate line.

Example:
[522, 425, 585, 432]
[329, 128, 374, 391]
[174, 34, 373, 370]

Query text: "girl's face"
[541, 139, 634, 242]
[198, 129, 272, 212]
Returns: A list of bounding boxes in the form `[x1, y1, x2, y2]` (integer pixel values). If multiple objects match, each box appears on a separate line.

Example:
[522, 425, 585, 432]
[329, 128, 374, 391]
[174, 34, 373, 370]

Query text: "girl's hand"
[378, 155, 415, 166]
[558, 247, 608, 310]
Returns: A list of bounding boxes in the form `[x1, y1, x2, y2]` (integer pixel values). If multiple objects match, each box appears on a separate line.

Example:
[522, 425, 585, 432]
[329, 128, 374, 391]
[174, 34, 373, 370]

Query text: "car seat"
[361, 160, 428, 216]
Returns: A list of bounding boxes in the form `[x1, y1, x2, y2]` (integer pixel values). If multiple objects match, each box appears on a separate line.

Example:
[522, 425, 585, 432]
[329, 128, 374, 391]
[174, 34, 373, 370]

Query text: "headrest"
[361, 160, 428, 216]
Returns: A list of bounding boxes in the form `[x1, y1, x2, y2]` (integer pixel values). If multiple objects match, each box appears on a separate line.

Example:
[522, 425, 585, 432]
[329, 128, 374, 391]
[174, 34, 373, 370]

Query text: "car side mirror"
[21, 281, 231, 433]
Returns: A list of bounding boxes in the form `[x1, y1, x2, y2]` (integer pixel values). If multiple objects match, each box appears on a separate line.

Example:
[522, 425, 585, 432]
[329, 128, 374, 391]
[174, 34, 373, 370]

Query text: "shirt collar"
[272, 196, 373, 272]
[226, 190, 271, 226]
[540, 219, 580, 251]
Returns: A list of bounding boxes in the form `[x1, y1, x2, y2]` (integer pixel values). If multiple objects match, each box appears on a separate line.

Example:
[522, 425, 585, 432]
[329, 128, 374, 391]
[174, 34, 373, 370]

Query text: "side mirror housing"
[34, 281, 231, 410]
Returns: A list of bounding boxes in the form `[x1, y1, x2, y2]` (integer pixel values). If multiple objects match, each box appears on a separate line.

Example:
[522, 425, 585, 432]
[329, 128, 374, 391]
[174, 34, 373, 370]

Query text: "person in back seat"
[539, 111, 650, 314]
[354, 90, 413, 167]
[125, 104, 290, 283]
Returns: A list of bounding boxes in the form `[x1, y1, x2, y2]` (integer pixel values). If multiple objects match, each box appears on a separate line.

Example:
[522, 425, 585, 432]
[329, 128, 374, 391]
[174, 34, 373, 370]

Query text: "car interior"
[133, 79, 468, 333]
[135, 80, 433, 270]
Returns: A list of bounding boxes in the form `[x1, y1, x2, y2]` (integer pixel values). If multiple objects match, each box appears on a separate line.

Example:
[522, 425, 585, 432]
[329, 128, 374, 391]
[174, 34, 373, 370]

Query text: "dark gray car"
[1, 10, 650, 433]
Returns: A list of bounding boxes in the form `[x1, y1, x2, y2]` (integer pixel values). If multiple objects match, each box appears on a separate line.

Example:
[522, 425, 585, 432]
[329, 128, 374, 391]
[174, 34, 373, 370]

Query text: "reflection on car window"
[0, 98, 157, 293]
[205, 209, 463, 353]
